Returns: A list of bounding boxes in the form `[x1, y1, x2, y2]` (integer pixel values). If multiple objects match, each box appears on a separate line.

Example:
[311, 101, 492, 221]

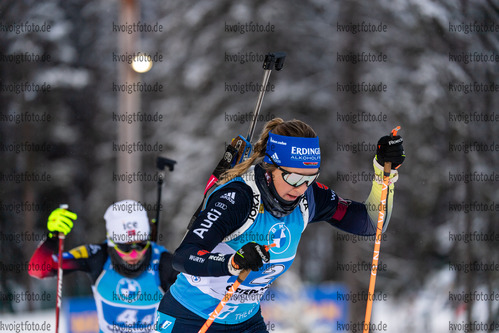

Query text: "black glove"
[229, 242, 270, 274]
[375, 134, 405, 169]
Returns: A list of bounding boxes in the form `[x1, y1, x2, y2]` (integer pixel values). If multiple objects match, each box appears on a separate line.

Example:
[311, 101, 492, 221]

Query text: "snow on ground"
[0, 310, 66, 333]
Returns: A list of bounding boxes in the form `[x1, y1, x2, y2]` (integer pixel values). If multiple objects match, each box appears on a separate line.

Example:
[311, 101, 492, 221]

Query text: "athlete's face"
[121, 250, 146, 265]
[114, 241, 150, 265]
[271, 166, 320, 201]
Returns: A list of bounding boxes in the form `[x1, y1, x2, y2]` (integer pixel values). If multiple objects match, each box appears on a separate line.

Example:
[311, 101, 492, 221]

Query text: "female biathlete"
[29, 200, 178, 333]
[155, 118, 405, 332]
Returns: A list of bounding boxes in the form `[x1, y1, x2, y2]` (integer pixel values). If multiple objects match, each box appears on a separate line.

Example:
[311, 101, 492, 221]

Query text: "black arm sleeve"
[159, 251, 179, 291]
[172, 182, 253, 277]
[307, 182, 376, 236]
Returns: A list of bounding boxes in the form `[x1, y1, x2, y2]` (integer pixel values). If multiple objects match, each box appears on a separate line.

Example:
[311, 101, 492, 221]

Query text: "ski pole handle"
[391, 126, 400, 138]
[55, 204, 68, 333]
[381, 126, 400, 176]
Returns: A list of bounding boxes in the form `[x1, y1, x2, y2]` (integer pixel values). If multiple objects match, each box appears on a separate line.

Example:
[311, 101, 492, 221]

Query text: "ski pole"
[187, 52, 286, 232]
[198, 244, 276, 333]
[151, 156, 176, 242]
[197, 269, 250, 333]
[362, 126, 400, 333]
[55, 203, 68, 333]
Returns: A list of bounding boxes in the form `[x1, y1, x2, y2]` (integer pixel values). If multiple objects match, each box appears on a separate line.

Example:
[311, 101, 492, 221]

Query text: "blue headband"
[264, 132, 321, 168]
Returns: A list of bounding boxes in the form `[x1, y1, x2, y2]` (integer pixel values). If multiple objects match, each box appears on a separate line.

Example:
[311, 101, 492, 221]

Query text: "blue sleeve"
[307, 182, 376, 236]
[172, 182, 253, 277]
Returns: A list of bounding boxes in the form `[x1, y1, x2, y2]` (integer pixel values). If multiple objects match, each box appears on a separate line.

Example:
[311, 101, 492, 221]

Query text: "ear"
[265, 170, 275, 183]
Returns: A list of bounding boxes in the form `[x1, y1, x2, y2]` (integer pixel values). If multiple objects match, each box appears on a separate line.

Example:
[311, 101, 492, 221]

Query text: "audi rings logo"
[215, 202, 227, 210]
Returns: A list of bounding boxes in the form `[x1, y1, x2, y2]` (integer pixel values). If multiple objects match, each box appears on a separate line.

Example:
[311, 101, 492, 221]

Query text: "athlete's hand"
[375, 134, 405, 169]
[47, 208, 77, 236]
[228, 242, 270, 275]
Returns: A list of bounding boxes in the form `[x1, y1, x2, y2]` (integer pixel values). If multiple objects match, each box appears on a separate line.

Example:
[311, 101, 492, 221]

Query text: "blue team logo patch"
[268, 223, 291, 254]
[116, 278, 141, 303]
[155, 312, 176, 332]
